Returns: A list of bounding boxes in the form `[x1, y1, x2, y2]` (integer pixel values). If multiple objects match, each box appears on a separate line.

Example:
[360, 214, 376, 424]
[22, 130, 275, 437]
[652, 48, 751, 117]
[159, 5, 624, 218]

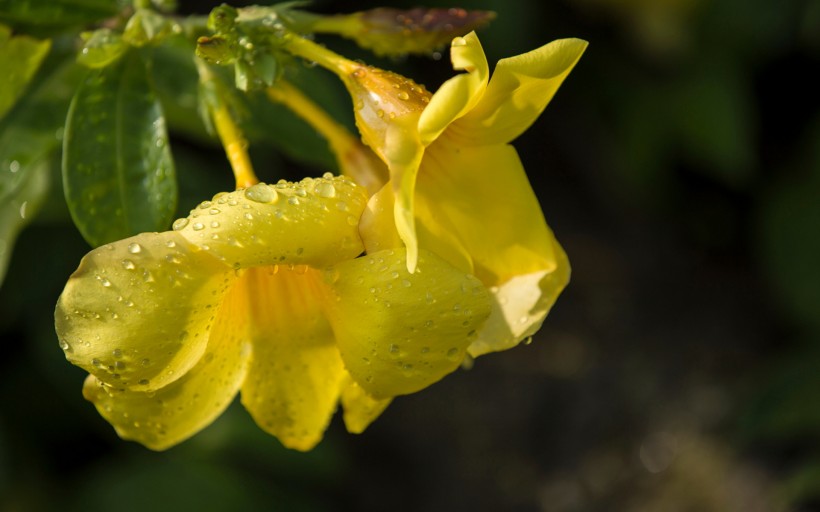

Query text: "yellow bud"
[342, 65, 431, 161]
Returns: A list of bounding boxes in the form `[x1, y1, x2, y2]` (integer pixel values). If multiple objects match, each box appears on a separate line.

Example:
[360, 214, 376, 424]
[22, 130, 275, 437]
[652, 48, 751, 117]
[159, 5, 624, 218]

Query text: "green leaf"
[0, 57, 81, 285]
[0, 0, 121, 30]
[0, 158, 49, 288]
[63, 50, 177, 247]
[77, 28, 127, 69]
[0, 24, 51, 120]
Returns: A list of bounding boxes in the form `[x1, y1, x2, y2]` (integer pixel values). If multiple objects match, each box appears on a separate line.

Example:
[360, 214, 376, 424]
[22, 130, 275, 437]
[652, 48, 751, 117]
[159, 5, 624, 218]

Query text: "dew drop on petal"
[121, 259, 136, 270]
[245, 183, 278, 203]
[192, 222, 204, 231]
[315, 181, 336, 198]
[172, 218, 189, 230]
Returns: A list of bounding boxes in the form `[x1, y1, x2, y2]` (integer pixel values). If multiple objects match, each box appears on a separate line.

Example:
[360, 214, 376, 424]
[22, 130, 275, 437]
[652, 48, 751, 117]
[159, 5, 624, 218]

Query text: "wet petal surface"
[176, 175, 367, 269]
[56, 231, 236, 391]
[82, 278, 253, 450]
[324, 248, 491, 398]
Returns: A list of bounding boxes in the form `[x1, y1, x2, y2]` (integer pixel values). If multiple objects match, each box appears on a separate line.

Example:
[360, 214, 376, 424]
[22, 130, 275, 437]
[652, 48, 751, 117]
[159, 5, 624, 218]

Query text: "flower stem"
[266, 81, 388, 194]
[266, 81, 354, 164]
[196, 59, 259, 188]
[281, 32, 356, 77]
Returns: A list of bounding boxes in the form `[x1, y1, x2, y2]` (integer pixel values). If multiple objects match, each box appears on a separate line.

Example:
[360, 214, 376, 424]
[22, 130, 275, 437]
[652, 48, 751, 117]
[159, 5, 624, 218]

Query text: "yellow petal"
[82, 278, 253, 450]
[468, 239, 570, 357]
[359, 182, 403, 254]
[418, 31, 489, 146]
[415, 142, 557, 285]
[56, 231, 236, 391]
[239, 266, 347, 452]
[175, 175, 367, 269]
[453, 38, 587, 146]
[340, 378, 392, 434]
[390, 143, 425, 272]
[324, 248, 491, 399]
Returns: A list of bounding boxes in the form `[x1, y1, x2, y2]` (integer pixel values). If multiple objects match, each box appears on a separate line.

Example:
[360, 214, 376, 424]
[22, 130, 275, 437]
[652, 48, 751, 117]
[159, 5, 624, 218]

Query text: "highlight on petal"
[468, 239, 570, 357]
[56, 231, 237, 391]
[453, 38, 588, 146]
[82, 278, 253, 450]
[340, 378, 392, 434]
[176, 175, 367, 269]
[324, 248, 491, 399]
[418, 31, 489, 146]
[414, 143, 557, 285]
[239, 266, 347, 452]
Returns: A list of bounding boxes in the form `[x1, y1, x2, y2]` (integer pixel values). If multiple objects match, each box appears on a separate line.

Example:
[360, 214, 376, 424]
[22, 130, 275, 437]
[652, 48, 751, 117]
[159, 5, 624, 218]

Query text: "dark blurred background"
[2, 0, 820, 510]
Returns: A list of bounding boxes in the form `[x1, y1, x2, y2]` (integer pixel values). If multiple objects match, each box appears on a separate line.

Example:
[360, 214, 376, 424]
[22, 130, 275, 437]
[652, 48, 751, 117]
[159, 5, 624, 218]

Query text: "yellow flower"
[339, 32, 587, 356]
[56, 175, 491, 450]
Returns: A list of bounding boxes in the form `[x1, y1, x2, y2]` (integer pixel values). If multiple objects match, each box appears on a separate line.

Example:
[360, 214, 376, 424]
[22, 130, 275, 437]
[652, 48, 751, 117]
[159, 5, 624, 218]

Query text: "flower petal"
[418, 31, 489, 146]
[324, 248, 491, 399]
[340, 378, 392, 434]
[82, 277, 253, 450]
[239, 267, 347, 452]
[176, 175, 367, 269]
[359, 182, 403, 254]
[56, 231, 236, 391]
[468, 239, 570, 357]
[451, 38, 587, 146]
[415, 142, 560, 285]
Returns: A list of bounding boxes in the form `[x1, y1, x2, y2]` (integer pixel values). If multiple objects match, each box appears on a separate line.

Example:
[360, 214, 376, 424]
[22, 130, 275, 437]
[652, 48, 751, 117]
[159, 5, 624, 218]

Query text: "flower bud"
[316, 8, 496, 57]
[342, 64, 431, 162]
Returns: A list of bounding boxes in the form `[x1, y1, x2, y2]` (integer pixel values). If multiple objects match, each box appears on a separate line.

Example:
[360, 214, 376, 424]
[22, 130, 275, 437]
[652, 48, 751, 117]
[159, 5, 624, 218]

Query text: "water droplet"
[397, 91, 409, 100]
[19, 201, 27, 219]
[9, 160, 20, 173]
[210, 221, 220, 228]
[447, 347, 459, 358]
[112, 349, 123, 358]
[421, 347, 429, 354]
[96, 275, 111, 287]
[209, 208, 221, 215]
[172, 218, 189, 230]
[377, 109, 385, 118]
[141, 358, 151, 366]
[192, 222, 204, 231]
[451, 37, 467, 47]
[315, 181, 336, 198]
[121, 259, 136, 270]
[287, 197, 300, 206]
[245, 183, 278, 203]
[166, 240, 176, 248]
[401, 279, 412, 288]
[91, 358, 101, 366]
[244, 212, 253, 220]
[138, 378, 149, 385]
[59, 339, 71, 351]
[127, 243, 142, 254]
[389, 344, 399, 353]
[336, 201, 348, 212]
